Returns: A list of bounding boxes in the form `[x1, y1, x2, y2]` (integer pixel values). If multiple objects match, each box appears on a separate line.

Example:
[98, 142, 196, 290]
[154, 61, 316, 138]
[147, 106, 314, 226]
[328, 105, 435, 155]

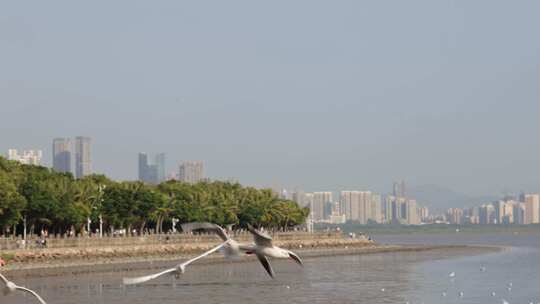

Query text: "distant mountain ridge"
[407, 184, 498, 214]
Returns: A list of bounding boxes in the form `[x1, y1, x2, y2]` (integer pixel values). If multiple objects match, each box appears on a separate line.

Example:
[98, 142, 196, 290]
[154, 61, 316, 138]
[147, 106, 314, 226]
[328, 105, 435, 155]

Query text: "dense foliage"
[0, 156, 309, 236]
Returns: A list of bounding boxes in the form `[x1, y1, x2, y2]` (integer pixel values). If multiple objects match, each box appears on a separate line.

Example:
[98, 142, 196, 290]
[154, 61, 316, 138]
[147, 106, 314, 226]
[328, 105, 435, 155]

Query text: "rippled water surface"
[4, 233, 540, 304]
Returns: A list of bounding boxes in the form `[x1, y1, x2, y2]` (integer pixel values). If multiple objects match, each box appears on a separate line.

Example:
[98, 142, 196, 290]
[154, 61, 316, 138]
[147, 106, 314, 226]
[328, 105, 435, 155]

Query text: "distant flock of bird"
[0, 223, 304, 303]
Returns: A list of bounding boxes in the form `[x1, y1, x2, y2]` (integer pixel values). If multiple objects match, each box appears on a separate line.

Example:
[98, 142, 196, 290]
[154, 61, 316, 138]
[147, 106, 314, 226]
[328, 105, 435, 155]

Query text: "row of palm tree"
[0, 156, 309, 237]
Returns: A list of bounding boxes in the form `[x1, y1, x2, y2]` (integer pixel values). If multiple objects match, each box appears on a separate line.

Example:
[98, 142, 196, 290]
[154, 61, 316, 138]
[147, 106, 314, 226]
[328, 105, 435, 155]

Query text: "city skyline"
[2, 2, 540, 197]
[7, 145, 540, 225]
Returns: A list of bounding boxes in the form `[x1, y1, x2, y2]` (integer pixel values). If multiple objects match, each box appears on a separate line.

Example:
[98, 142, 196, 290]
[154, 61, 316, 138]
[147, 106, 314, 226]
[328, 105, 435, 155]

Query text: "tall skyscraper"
[384, 195, 395, 223]
[405, 199, 419, 225]
[370, 194, 382, 224]
[53, 138, 72, 174]
[138, 152, 166, 184]
[446, 207, 463, 224]
[479, 204, 495, 224]
[7, 149, 43, 165]
[340, 191, 358, 221]
[393, 180, 406, 197]
[178, 161, 204, 184]
[292, 189, 307, 207]
[312, 192, 333, 221]
[75, 136, 92, 178]
[138, 153, 149, 181]
[418, 206, 429, 222]
[155, 153, 166, 182]
[492, 200, 505, 224]
[340, 191, 372, 224]
[514, 202, 525, 225]
[524, 194, 540, 224]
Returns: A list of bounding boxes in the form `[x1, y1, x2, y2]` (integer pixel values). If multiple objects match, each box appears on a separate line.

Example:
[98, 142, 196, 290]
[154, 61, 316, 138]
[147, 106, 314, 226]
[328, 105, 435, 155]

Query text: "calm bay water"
[3, 233, 539, 304]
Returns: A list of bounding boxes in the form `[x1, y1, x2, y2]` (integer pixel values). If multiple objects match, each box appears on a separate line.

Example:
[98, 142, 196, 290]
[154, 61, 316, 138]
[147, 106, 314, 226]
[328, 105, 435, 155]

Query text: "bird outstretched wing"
[181, 222, 229, 241]
[255, 253, 274, 278]
[123, 241, 227, 285]
[246, 224, 273, 247]
[123, 267, 178, 285]
[15, 286, 47, 304]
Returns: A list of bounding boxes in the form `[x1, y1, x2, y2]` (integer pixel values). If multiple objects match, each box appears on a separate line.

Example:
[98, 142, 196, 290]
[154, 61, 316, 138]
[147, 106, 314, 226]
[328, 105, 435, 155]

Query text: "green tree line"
[0, 156, 309, 236]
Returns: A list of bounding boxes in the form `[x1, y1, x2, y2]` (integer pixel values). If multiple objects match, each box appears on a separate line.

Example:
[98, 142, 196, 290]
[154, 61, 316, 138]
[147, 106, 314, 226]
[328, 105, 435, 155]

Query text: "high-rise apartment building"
[75, 136, 92, 178]
[7, 149, 43, 165]
[393, 180, 406, 197]
[138, 152, 166, 184]
[384, 195, 395, 223]
[370, 194, 382, 224]
[155, 153, 166, 182]
[292, 189, 307, 207]
[446, 208, 464, 224]
[514, 202, 525, 225]
[178, 161, 204, 184]
[418, 206, 429, 222]
[492, 200, 505, 224]
[53, 138, 72, 174]
[503, 202, 515, 224]
[312, 192, 333, 221]
[339, 191, 373, 224]
[524, 194, 540, 224]
[479, 204, 495, 224]
[358, 191, 372, 224]
[405, 199, 419, 225]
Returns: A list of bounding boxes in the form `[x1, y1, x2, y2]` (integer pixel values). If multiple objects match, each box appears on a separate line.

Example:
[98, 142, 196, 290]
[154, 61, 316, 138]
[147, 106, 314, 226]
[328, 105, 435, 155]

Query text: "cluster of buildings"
[137, 153, 205, 184]
[9, 141, 540, 228]
[6, 138, 206, 185]
[138, 153, 166, 184]
[281, 181, 426, 226]
[7, 149, 42, 165]
[52, 137, 92, 178]
[7, 137, 93, 179]
[443, 194, 540, 225]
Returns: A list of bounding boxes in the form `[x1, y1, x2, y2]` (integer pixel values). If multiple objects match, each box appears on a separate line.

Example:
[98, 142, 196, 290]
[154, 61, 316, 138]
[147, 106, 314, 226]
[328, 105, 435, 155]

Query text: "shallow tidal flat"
[2, 234, 500, 278]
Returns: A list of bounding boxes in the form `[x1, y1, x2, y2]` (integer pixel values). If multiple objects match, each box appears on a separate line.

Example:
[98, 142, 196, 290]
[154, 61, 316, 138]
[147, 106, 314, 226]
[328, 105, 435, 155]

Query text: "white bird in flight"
[243, 224, 303, 278]
[183, 222, 303, 278]
[449, 272, 456, 278]
[123, 241, 227, 285]
[0, 273, 47, 304]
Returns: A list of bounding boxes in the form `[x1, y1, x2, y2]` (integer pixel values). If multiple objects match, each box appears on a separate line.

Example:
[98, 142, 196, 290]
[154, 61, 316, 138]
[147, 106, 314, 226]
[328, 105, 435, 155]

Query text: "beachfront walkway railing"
[0, 231, 342, 251]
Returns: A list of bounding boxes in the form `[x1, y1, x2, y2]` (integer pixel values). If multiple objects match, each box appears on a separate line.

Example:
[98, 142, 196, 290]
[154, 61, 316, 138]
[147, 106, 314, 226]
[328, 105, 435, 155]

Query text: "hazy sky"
[1, 1, 540, 196]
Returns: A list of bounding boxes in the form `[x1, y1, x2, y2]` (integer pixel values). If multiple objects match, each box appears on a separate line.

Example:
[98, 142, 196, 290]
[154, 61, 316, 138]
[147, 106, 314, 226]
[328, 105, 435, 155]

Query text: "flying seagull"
[183, 222, 303, 278]
[243, 224, 303, 278]
[0, 273, 47, 304]
[123, 241, 227, 285]
[181, 222, 242, 260]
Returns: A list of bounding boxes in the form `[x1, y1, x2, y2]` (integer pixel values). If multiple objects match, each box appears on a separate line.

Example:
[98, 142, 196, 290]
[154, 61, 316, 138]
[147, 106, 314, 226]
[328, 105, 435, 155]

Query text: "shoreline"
[1, 243, 503, 278]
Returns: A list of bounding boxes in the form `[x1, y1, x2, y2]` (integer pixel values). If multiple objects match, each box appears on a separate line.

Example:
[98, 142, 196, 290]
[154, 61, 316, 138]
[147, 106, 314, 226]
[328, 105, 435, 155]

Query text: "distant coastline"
[318, 223, 540, 235]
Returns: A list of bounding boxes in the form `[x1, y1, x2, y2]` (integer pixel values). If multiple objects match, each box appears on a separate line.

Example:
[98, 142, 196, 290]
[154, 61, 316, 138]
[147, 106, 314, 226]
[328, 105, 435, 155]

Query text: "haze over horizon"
[2, 1, 540, 197]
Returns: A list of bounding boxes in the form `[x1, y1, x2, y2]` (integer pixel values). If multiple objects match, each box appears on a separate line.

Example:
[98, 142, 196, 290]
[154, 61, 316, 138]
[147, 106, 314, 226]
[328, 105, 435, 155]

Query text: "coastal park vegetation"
[0, 156, 309, 237]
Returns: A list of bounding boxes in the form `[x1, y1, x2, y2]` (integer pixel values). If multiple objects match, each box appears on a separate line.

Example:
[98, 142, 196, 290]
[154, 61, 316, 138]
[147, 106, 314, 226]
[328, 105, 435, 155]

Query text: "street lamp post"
[96, 184, 106, 238]
[23, 215, 27, 248]
[99, 214, 103, 238]
[87, 217, 92, 236]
